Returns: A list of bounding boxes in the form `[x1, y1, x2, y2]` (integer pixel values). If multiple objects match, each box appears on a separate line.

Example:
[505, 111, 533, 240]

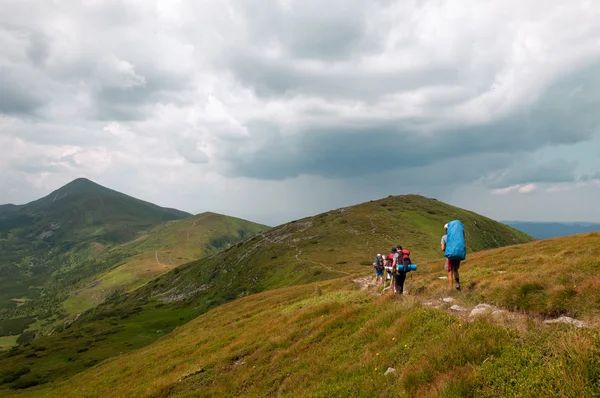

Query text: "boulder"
[543, 316, 586, 328]
[469, 304, 494, 317]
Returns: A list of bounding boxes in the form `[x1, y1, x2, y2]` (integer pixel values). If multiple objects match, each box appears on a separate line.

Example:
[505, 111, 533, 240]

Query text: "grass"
[23, 278, 599, 397]
[0, 336, 18, 351]
[0, 194, 532, 393]
[410, 232, 600, 321]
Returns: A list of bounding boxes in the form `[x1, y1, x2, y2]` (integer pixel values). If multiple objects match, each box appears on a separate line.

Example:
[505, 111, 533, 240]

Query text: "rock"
[492, 310, 506, 316]
[384, 367, 397, 376]
[469, 304, 494, 317]
[450, 305, 468, 312]
[438, 276, 448, 280]
[442, 297, 454, 303]
[544, 316, 587, 328]
[496, 271, 506, 274]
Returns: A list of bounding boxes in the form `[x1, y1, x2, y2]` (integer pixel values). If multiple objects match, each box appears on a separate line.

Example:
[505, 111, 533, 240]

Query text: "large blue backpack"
[444, 220, 466, 261]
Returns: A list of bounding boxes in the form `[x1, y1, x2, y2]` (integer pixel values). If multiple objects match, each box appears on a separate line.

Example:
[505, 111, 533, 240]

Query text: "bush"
[11, 379, 40, 390]
[1, 367, 30, 383]
[16, 331, 35, 345]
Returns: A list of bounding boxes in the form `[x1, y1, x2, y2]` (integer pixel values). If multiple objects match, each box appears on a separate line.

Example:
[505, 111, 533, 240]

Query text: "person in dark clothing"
[393, 245, 407, 295]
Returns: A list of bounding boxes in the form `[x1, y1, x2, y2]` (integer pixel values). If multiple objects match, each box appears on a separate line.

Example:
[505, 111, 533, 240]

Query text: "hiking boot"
[456, 282, 461, 291]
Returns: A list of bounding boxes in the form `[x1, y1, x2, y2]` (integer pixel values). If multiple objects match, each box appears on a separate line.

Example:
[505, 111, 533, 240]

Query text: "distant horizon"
[3, 177, 600, 227]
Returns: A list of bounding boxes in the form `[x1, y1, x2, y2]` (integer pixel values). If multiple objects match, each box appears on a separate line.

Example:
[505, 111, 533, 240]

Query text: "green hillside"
[21, 233, 600, 397]
[0, 178, 193, 341]
[0, 195, 532, 392]
[62, 212, 269, 315]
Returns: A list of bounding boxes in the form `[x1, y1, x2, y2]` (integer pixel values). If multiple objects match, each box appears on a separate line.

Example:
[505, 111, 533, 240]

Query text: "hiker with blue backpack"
[442, 221, 467, 291]
[393, 245, 413, 295]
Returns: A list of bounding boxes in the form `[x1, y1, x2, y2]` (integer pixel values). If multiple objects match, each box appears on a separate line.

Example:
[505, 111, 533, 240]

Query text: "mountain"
[0, 178, 192, 320]
[0, 194, 533, 391]
[61, 212, 269, 315]
[0, 204, 17, 215]
[20, 233, 600, 397]
[504, 221, 600, 239]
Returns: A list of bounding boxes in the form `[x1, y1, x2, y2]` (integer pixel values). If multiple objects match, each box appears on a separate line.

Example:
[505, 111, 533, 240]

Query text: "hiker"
[393, 245, 412, 295]
[441, 221, 466, 290]
[386, 248, 397, 293]
[373, 254, 385, 285]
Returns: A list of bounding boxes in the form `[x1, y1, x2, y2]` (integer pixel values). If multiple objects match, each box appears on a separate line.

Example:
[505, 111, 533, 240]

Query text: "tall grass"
[34, 278, 600, 398]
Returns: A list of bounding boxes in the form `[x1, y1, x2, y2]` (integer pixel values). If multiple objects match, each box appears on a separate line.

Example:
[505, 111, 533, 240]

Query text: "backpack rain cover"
[444, 220, 466, 260]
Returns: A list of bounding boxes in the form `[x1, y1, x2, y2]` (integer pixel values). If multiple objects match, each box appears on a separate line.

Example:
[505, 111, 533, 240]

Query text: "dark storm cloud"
[485, 160, 578, 189]
[224, 50, 460, 100]
[0, 67, 46, 115]
[223, 64, 599, 181]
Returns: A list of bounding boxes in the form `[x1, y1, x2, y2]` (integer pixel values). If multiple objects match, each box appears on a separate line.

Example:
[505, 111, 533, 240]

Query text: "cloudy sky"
[1, 0, 600, 225]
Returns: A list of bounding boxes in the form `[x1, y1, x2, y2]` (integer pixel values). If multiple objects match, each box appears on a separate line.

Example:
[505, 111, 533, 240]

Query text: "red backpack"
[386, 253, 395, 269]
[401, 249, 411, 264]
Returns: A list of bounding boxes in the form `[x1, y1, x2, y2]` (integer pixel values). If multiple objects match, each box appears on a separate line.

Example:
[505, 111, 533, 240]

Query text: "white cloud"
[492, 185, 521, 195]
[518, 184, 538, 194]
[492, 183, 537, 195]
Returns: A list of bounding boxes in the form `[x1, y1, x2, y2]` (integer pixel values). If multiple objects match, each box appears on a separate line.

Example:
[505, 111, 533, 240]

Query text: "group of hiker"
[373, 220, 466, 294]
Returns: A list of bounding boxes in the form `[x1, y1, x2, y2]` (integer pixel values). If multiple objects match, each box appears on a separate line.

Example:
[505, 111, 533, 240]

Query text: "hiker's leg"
[445, 259, 452, 288]
[454, 261, 461, 289]
[396, 272, 406, 294]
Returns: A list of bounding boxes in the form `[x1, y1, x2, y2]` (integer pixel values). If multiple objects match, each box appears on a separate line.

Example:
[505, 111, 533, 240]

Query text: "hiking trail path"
[351, 275, 592, 330]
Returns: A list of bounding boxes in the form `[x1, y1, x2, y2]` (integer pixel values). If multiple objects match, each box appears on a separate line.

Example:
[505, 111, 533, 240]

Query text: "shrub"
[11, 379, 40, 390]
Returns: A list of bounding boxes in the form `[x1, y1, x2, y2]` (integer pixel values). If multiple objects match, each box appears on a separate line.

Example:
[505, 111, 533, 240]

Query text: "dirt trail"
[187, 219, 199, 242]
[155, 251, 170, 269]
[352, 276, 592, 330]
[294, 247, 351, 275]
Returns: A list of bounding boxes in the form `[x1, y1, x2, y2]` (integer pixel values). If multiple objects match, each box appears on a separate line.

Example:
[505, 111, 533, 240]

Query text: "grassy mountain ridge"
[62, 212, 269, 315]
[0, 194, 532, 391]
[27, 234, 600, 397]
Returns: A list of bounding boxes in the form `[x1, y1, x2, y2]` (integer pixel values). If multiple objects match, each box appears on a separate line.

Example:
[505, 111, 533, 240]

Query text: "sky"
[1, 0, 600, 226]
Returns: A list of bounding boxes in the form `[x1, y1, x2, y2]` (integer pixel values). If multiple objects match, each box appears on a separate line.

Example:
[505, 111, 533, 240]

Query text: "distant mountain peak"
[48, 178, 121, 202]
[59, 177, 105, 191]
